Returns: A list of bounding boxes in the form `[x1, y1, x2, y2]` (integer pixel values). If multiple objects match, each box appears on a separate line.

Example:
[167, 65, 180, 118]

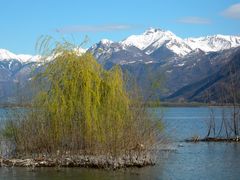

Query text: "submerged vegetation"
[187, 64, 240, 143]
[0, 40, 162, 168]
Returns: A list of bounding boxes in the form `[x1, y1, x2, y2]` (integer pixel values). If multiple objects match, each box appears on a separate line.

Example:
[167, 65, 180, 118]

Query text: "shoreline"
[0, 154, 155, 169]
[185, 137, 240, 143]
[151, 102, 239, 108]
[0, 102, 239, 109]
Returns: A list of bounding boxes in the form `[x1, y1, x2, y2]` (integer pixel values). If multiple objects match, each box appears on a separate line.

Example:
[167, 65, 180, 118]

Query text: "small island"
[0, 41, 162, 169]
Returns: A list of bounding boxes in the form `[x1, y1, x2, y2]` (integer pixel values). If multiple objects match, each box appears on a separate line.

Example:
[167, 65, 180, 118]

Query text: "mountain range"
[1, 28, 240, 104]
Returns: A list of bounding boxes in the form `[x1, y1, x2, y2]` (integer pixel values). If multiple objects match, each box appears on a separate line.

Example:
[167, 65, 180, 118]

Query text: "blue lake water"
[1, 107, 240, 180]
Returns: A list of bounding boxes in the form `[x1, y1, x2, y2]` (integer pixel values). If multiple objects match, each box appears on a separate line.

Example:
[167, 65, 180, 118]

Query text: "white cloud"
[56, 24, 135, 33]
[177, 17, 211, 24]
[222, 3, 240, 19]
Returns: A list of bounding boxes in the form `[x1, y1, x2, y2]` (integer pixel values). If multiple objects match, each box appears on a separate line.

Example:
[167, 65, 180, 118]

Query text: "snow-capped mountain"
[88, 39, 154, 65]
[0, 47, 87, 65]
[0, 49, 22, 61]
[88, 39, 115, 62]
[121, 28, 192, 56]
[0, 27, 240, 103]
[121, 28, 240, 57]
[17, 54, 41, 63]
[185, 35, 240, 52]
[86, 28, 240, 67]
[2, 27, 240, 66]
[0, 49, 41, 63]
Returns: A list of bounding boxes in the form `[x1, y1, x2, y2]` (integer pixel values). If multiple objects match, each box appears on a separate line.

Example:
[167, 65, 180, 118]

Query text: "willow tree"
[3, 41, 161, 157]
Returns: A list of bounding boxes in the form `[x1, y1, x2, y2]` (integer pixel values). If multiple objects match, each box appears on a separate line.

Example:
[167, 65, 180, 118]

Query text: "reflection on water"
[1, 107, 240, 179]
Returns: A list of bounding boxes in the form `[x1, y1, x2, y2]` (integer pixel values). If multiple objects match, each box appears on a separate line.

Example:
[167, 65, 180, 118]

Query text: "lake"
[1, 107, 240, 180]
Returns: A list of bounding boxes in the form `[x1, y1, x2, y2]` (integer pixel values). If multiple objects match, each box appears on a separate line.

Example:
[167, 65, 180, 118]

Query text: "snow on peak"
[73, 47, 87, 56]
[122, 28, 240, 56]
[17, 54, 42, 63]
[121, 28, 175, 50]
[185, 34, 240, 52]
[100, 39, 114, 45]
[121, 28, 192, 56]
[0, 49, 20, 61]
[0, 49, 41, 63]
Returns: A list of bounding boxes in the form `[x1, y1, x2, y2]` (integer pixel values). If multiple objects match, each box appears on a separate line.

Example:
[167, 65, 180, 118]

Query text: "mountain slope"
[166, 47, 240, 103]
[88, 39, 155, 65]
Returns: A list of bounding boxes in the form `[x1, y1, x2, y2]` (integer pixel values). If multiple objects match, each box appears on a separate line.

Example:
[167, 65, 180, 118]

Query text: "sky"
[1, 0, 240, 54]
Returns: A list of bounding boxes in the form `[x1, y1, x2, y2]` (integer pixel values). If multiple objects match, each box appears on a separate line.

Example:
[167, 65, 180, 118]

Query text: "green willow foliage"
[3, 42, 161, 156]
[36, 51, 132, 153]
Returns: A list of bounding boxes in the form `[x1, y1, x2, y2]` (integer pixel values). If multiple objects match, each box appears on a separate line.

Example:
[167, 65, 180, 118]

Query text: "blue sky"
[1, 0, 240, 54]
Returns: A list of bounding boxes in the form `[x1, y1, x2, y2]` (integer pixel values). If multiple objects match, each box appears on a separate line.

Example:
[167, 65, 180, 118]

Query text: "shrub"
[2, 42, 162, 158]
